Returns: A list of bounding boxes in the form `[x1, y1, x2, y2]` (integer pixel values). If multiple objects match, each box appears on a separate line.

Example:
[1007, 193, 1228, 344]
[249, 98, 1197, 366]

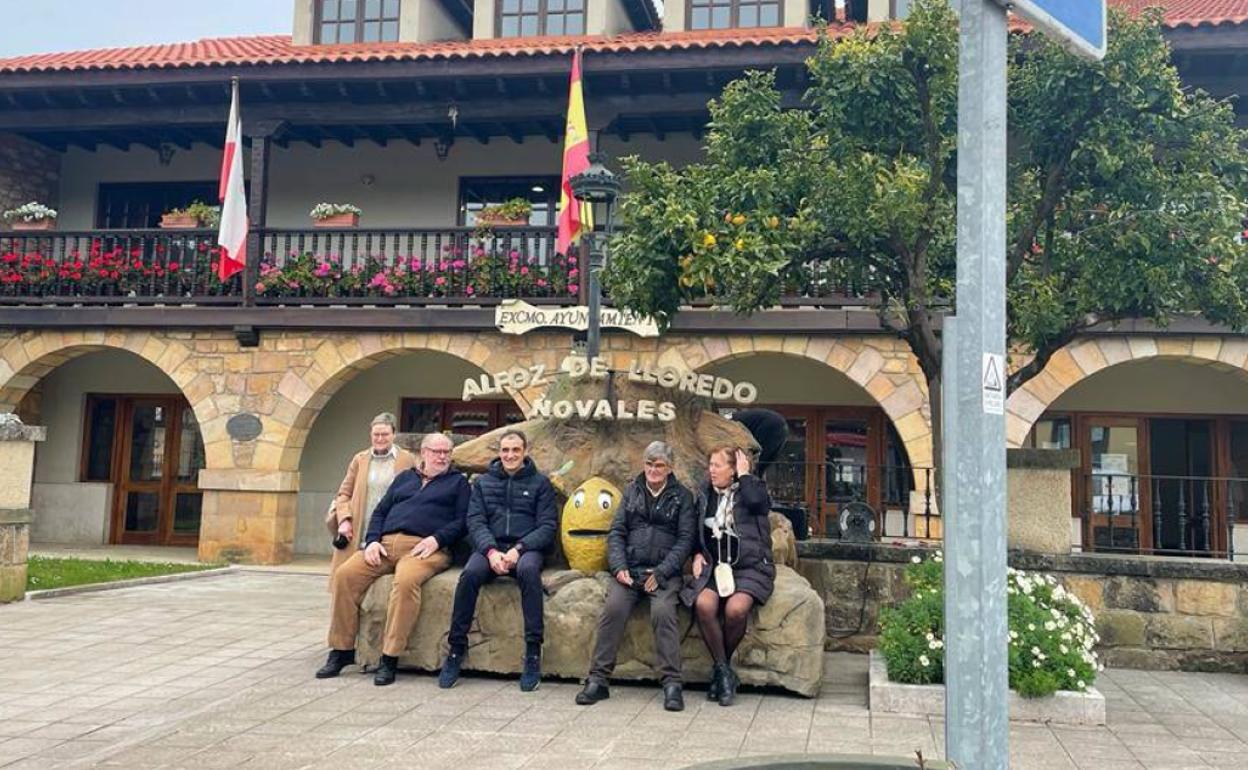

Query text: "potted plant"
[3, 202, 58, 231]
[161, 200, 219, 229]
[476, 198, 532, 228]
[310, 203, 362, 227]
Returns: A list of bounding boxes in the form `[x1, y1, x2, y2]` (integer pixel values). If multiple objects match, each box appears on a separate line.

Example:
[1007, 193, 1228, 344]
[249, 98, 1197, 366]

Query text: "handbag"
[714, 561, 735, 598]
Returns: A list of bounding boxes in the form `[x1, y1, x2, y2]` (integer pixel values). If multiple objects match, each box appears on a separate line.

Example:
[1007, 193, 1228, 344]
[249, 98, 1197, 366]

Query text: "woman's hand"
[734, 449, 751, 477]
[336, 519, 353, 540]
[692, 553, 706, 579]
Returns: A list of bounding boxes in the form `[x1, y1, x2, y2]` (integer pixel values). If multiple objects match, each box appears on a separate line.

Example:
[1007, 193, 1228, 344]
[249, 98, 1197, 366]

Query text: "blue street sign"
[1008, 0, 1107, 61]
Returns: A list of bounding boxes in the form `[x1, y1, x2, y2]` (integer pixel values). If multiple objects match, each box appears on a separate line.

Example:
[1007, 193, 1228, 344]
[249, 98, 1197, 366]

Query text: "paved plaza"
[0, 572, 1245, 769]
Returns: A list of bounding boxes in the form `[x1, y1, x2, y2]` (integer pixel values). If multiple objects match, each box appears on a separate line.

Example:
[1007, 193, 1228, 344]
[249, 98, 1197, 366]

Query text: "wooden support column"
[242, 120, 285, 307]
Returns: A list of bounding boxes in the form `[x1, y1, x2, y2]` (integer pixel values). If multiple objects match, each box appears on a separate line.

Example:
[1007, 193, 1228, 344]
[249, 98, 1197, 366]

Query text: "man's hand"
[336, 519, 353, 540]
[502, 547, 522, 570]
[487, 549, 508, 575]
[692, 553, 706, 579]
[364, 541, 387, 567]
[643, 572, 659, 594]
[615, 569, 633, 587]
[410, 536, 440, 559]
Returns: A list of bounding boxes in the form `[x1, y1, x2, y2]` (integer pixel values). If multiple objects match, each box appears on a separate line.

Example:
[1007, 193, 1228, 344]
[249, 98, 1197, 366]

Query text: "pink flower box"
[313, 212, 360, 228]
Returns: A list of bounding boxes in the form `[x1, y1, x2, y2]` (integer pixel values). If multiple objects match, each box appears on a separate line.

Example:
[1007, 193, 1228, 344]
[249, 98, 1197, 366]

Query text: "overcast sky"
[0, 0, 292, 57]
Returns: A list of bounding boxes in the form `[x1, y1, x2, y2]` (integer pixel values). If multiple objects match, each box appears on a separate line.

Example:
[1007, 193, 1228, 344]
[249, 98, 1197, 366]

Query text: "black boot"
[575, 680, 610, 705]
[373, 654, 399, 686]
[315, 649, 355, 679]
[663, 683, 685, 712]
[716, 664, 737, 707]
[707, 663, 724, 701]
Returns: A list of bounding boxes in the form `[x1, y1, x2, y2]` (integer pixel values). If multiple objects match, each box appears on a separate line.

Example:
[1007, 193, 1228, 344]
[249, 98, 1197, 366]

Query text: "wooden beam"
[501, 122, 524, 144]
[537, 119, 560, 143]
[324, 125, 356, 147]
[390, 124, 423, 146]
[359, 125, 390, 147]
[466, 123, 491, 145]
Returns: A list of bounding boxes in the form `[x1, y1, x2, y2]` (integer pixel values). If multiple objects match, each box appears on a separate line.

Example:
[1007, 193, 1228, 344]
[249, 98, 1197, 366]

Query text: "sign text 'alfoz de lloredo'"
[461, 356, 758, 423]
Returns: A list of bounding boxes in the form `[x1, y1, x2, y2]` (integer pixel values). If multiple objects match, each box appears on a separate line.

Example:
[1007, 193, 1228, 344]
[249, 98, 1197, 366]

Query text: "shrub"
[878, 553, 1101, 698]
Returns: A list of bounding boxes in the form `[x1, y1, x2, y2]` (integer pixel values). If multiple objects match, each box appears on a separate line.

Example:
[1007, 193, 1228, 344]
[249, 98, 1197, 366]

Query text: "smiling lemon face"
[560, 476, 621, 573]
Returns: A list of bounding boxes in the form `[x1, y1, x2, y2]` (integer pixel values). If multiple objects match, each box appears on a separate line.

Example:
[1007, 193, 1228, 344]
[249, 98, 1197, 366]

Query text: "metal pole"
[586, 236, 603, 360]
[944, 1, 1009, 768]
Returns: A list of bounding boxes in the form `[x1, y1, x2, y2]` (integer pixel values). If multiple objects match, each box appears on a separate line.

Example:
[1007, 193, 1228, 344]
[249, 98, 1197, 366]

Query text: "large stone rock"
[356, 564, 826, 697]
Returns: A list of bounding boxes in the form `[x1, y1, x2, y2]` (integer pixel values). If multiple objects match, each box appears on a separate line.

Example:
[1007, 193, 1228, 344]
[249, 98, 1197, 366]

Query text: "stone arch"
[273, 331, 567, 472]
[652, 333, 934, 471]
[1005, 335, 1248, 447]
[0, 330, 223, 455]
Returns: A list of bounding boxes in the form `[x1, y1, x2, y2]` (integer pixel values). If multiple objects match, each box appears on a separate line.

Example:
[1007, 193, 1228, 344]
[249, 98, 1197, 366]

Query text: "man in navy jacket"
[439, 429, 557, 691]
[317, 432, 469, 686]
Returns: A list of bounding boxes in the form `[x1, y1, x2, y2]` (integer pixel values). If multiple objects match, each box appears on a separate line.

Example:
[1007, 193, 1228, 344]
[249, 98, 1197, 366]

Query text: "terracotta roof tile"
[0, 1, 1242, 76]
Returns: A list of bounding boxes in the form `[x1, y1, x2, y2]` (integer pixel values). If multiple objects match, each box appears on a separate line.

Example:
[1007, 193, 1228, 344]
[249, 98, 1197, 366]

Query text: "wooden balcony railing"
[0, 226, 878, 308]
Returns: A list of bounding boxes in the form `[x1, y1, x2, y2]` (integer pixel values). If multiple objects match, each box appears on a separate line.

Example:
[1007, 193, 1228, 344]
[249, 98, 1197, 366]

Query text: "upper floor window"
[317, 0, 401, 44]
[498, 0, 585, 37]
[688, 0, 782, 30]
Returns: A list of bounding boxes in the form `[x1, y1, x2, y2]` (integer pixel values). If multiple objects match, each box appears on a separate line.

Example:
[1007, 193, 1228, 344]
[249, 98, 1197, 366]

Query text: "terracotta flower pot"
[313, 212, 360, 227]
[160, 213, 199, 229]
[476, 213, 529, 228]
[12, 218, 55, 231]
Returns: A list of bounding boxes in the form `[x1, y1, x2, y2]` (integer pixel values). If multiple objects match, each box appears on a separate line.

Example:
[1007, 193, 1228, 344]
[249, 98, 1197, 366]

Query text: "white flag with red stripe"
[216, 79, 247, 282]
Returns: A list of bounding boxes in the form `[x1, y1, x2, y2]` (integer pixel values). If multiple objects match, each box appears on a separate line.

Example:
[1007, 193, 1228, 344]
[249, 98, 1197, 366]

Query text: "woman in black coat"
[686, 445, 774, 707]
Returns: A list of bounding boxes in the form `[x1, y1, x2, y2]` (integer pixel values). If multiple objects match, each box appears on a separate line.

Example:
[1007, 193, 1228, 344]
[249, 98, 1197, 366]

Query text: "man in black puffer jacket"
[575, 440, 698, 712]
[439, 429, 556, 691]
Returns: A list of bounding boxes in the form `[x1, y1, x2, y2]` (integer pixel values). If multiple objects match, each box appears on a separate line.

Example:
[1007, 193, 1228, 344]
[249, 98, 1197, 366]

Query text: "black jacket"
[688, 473, 776, 604]
[606, 474, 698, 581]
[466, 457, 558, 555]
[365, 467, 469, 547]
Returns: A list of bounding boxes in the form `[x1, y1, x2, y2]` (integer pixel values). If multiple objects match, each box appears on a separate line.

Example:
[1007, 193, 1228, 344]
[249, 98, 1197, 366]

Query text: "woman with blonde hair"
[684, 444, 774, 707]
[326, 412, 418, 577]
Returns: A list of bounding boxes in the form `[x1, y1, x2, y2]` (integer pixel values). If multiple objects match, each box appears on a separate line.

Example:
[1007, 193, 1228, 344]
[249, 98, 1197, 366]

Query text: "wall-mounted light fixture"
[158, 143, 177, 166]
[434, 134, 455, 162]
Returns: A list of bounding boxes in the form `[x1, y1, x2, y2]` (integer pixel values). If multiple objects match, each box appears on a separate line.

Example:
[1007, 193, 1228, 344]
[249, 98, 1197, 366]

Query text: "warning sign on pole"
[982, 352, 1004, 415]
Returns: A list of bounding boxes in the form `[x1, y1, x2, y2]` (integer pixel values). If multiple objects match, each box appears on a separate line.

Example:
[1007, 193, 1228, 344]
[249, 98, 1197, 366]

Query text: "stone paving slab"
[0, 572, 1245, 769]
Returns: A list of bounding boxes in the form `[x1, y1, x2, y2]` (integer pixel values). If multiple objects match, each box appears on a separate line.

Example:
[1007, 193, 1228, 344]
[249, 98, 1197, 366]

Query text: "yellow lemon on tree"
[702, 232, 717, 248]
[560, 477, 621, 573]
[732, 214, 746, 226]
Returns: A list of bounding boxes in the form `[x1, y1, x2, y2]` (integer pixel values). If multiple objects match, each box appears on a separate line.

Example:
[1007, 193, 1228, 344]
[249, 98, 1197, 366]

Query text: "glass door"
[1079, 416, 1149, 553]
[110, 396, 204, 546]
[817, 414, 872, 537]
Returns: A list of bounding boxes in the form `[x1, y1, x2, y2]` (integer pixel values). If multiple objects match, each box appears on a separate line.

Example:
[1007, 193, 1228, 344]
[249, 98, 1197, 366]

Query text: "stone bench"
[356, 564, 826, 696]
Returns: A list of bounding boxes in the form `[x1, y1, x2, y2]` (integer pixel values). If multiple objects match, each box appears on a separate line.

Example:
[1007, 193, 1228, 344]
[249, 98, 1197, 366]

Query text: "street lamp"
[569, 152, 621, 361]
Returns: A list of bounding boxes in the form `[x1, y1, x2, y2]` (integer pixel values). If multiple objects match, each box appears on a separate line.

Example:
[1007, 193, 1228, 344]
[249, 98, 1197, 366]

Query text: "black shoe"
[315, 649, 355, 679]
[438, 651, 464, 689]
[519, 654, 541, 692]
[575, 680, 610, 705]
[663, 683, 685, 712]
[373, 654, 398, 686]
[707, 664, 723, 701]
[716, 664, 737, 707]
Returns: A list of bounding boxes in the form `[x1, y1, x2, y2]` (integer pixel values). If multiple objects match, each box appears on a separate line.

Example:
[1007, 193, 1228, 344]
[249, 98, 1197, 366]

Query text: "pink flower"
[520, 267, 529, 276]
[315, 263, 331, 277]
[369, 273, 389, 288]
[451, 259, 466, 270]
[384, 285, 396, 296]
[435, 276, 446, 286]
[466, 285, 475, 296]
[410, 258, 422, 270]
[567, 255, 578, 265]
[287, 280, 300, 289]
[509, 250, 520, 260]
[254, 282, 264, 291]
[473, 247, 485, 258]
[568, 283, 579, 294]
[568, 268, 579, 278]
[536, 278, 548, 288]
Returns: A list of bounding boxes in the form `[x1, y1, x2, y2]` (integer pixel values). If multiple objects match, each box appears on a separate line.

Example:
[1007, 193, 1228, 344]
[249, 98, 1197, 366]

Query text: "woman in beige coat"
[326, 412, 419, 577]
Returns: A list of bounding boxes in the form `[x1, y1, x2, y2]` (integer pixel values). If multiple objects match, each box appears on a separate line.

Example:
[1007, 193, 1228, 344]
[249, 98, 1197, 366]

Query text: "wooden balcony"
[0, 226, 876, 310]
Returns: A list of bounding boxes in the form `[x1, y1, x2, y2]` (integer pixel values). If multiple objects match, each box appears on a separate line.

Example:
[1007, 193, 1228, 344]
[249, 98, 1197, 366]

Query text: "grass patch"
[26, 556, 220, 591]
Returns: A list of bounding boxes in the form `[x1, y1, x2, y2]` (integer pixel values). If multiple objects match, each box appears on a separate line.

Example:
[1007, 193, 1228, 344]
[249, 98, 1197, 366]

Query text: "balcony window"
[688, 0, 783, 30]
[458, 176, 560, 227]
[497, 0, 585, 38]
[317, 0, 400, 44]
[96, 181, 218, 229]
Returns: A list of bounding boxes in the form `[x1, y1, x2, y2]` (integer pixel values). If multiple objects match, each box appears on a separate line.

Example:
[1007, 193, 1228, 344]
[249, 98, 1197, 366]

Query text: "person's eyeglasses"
[423, 448, 452, 456]
[644, 461, 669, 470]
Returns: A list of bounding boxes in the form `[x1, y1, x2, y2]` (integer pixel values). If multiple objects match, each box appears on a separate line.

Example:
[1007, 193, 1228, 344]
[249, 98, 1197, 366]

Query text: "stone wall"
[799, 542, 1248, 673]
[1007, 449, 1079, 553]
[0, 133, 60, 224]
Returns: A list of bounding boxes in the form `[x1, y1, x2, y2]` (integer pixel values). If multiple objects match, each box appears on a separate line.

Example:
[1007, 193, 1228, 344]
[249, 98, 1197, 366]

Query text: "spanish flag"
[556, 49, 592, 256]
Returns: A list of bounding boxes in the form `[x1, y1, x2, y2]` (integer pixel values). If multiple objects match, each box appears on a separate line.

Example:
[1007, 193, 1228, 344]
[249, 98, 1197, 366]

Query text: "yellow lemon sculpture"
[560, 477, 621, 573]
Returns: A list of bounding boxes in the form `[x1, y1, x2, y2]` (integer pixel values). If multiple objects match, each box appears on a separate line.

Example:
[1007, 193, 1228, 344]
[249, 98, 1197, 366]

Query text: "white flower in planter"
[2, 201, 57, 222]
[919, 655, 930, 667]
[309, 202, 363, 219]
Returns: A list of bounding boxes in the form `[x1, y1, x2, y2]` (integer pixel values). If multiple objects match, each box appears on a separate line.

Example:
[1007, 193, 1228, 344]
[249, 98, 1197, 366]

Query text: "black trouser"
[588, 578, 683, 686]
[448, 550, 545, 650]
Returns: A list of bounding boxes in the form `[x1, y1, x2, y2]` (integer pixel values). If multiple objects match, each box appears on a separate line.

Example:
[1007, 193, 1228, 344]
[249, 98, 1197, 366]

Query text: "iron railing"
[1081, 472, 1243, 559]
[764, 461, 937, 542]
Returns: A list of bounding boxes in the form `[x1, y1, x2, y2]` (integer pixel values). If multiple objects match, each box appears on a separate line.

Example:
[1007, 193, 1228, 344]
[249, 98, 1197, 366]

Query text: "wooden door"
[110, 396, 203, 546]
[1077, 415, 1151, 553]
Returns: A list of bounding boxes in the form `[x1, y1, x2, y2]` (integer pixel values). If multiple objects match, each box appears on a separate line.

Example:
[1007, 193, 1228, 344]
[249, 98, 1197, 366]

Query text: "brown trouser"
[588, 578, 683, 686]
[327, 533, 451, 657]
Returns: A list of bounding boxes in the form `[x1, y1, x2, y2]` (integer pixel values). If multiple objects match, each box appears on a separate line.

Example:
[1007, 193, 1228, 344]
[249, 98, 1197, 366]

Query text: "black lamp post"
[569, 152, 620, 360]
